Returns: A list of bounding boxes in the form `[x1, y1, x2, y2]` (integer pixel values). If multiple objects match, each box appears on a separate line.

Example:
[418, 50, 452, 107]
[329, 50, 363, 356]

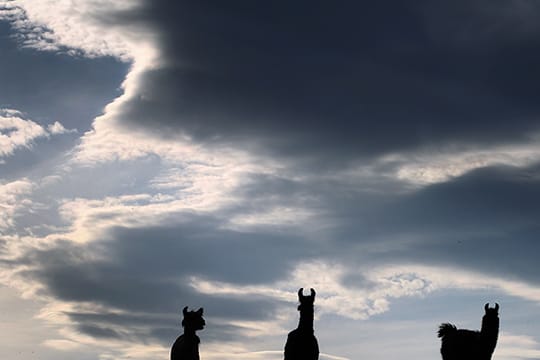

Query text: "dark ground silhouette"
[170, 306, 205, 360]
[438, 303, 499, 360]
[284, 288, 319, 360]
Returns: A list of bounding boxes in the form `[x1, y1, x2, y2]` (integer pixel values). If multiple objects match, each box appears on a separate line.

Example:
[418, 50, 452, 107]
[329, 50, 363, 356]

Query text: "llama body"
[284, 288, 319, 360]
[171, 307, 205, 360]
[438, 303, 499, 360]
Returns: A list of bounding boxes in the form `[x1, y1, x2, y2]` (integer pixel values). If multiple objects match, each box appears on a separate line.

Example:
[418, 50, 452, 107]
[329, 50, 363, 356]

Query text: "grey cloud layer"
[14, 161, 540, 343]
[19, 222, 294, 343]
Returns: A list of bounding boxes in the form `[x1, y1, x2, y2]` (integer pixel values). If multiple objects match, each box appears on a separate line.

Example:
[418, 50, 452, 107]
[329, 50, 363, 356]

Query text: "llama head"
[484, 303, 499, 317]
[297, 288, 316, 310]
[182, 306, 206, 331]
[482, 303, 500, 333]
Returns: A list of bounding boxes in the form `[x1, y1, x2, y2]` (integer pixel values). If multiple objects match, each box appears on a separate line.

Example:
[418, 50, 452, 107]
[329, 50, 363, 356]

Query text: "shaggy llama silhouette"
[438, 303, 499, 360]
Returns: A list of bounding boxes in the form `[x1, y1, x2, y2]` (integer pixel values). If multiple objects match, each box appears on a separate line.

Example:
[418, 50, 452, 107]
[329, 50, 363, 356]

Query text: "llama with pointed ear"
[171, 306, 205, 360]
[284, 288, 319, 360]
[438, 303, 500, 360]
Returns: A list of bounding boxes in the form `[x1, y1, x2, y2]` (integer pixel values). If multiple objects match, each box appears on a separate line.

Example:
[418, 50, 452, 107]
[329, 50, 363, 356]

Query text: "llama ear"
[298, 288, 304, 300]
[310, 288, 316, 298]
[495, 303, 499, 312]
[196, 308, 204, 316]
[485, 303, 489, 311]
[183, 306, 189, 316]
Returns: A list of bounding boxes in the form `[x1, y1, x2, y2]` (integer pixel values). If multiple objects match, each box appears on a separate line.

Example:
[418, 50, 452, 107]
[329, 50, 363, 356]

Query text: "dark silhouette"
[171, 306, 205, 360]
[438, 303, 499, 360]
[284, 288, 319, 360]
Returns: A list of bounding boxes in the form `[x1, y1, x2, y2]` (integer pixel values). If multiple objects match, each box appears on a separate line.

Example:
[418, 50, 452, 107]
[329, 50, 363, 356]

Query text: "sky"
[1, 1, 540, 359]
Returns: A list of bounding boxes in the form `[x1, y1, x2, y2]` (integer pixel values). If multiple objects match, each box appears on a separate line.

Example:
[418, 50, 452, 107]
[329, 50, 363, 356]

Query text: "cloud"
[0, 109, 46, 156]
[77, 1, 540, 164]
[47, 121, 76, 135]
[379, 139, 540, 185]
[0, 177, 34, 230]
[6, 1, 540, 168]
[0, 109, 75, 158]
[192, 260, 540, 321]
[0, 0, 138, 60]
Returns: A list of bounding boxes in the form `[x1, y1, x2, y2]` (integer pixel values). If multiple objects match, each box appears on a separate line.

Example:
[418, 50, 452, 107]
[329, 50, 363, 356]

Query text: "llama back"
[171, 334, 201, 360]
[439, 324, 481, 342]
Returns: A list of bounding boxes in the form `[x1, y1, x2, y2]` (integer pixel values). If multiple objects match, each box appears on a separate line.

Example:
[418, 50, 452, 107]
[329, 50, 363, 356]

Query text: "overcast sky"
[2, 1, 540, 359]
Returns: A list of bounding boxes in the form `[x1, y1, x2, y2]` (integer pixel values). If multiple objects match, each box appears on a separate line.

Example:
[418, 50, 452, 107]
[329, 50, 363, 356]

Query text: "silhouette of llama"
[171, 306, 205, 360]
[438, 303, 499, 360]
[284, 288, 319, 360]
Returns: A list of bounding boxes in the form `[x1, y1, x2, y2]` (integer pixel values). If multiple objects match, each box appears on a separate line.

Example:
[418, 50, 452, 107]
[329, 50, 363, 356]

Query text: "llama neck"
[298, 305, 314, 332]
[184, 327, 198, 338]
[481, 316, 499, 350]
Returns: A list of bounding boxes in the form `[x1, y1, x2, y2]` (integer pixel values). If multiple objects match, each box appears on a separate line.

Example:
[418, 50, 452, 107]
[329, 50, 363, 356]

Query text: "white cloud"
[191, 261, 540, 321]
[0, 111, 46, 157]
[0, 0, 142, 60]
[380, 139, 540, 185]
[0, 178, 34, 230]
[0, 109, 75, 158]
[228, 206, 316, 229]
[47, 121, 76, 135]
[190, 261, 426, 321]
[47, 145, 272, 243]
[42, 339, 81, 351]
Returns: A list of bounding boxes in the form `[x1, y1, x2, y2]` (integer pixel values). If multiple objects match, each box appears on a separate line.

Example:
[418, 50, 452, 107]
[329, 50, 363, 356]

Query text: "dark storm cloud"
[109, 0, 540, 159]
